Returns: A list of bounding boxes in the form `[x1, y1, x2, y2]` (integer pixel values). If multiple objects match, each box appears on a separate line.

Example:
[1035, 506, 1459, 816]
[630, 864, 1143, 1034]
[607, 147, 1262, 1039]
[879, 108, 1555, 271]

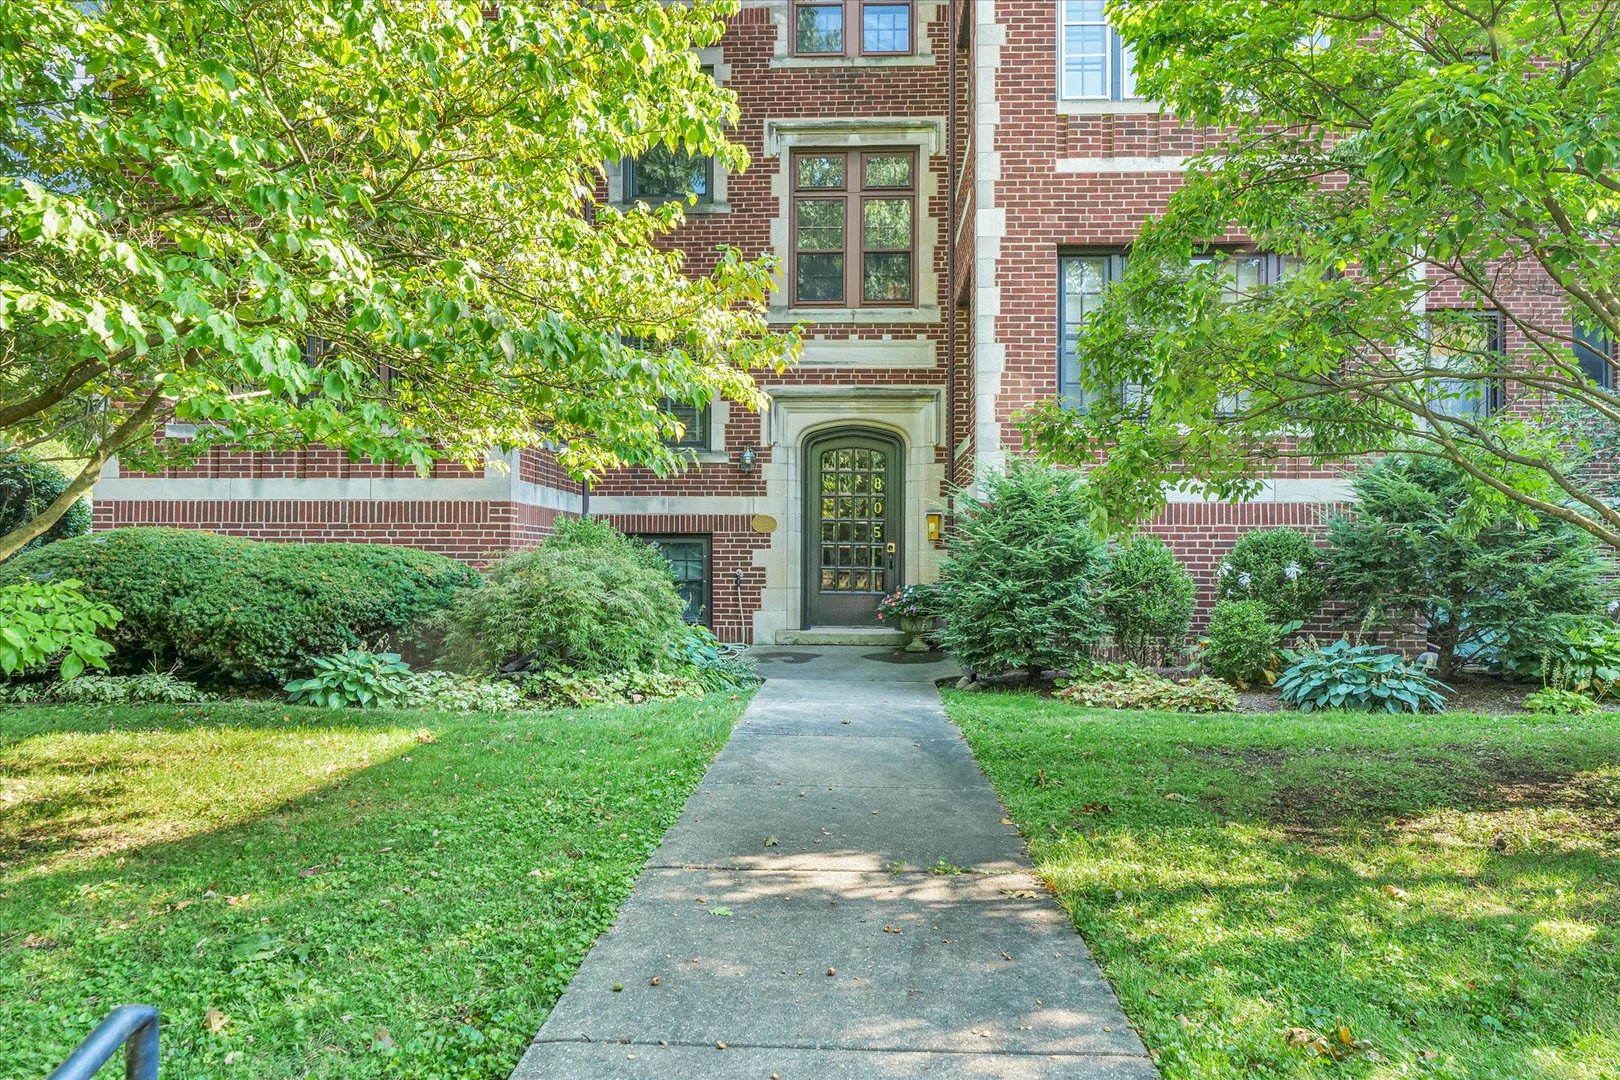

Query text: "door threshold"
[776, 627, 909, 646]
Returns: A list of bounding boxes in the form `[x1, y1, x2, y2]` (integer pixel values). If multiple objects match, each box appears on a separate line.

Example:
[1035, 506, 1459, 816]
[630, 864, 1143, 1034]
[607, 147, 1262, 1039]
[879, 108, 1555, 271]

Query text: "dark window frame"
[637, 534, 712, 627]
[624, 149, 715, 206]
[1575, 320, 1616, 391]
[790, 148, 918, 309]
[1057, 250, 1128, 409]
[659, 397, 712, 451]
[792, 0, 915, 57]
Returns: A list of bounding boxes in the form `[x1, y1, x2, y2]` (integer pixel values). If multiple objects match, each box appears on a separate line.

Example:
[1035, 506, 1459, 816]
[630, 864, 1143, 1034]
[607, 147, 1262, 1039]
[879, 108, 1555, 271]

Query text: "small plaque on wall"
[751, 514, 778, 534]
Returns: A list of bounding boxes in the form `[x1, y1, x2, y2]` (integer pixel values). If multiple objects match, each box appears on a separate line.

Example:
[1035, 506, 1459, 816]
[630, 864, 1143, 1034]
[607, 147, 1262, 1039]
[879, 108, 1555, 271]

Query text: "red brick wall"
[603, 513, 771, 643]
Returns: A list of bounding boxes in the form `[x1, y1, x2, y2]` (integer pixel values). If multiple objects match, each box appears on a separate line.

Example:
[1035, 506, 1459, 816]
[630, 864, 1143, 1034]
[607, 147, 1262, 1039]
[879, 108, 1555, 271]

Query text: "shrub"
[1217, 528, 1326, 627]
[0, 672, 214, 705]
[1502, 616, 1620, 699]
[669, 624, 759, 693]
[0, 578, 119, 680]
[939, 460, 1110, 681]
[394, 671, 525, 712]
[1058, 671, 1237, 713]
[1326, 456, 1608, 678]
[1523, 687, 1602, 716]
[0, 452, 91, 551]
[0, 528, 478, 680]
[1103, 535, 1197, 665]
[286, 650, 413, 709]
[1275, 639, 1450, 714]
[440, 517, 688, 676]
[1201, 599, 1282, 686]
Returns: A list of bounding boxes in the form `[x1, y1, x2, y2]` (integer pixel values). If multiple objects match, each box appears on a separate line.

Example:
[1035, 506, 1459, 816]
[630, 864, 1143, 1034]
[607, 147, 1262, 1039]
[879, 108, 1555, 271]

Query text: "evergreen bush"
[0, 528, 478, 680]
[1326, 456, 1608, 678]
[1201, 599, 1282, 687]
[1103, 535, 1197, 665]
[938, 460, 1110, 681]
[1217, 528, 1326, 627]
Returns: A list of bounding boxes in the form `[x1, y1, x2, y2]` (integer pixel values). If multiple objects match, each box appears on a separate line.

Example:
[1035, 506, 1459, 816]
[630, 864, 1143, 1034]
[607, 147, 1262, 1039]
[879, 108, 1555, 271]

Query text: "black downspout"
[579, 478, 590, 519]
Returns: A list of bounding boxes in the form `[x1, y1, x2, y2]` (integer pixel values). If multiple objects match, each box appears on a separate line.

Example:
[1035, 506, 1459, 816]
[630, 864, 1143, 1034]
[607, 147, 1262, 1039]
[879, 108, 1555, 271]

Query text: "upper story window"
[626, 147, 713, 206]
[791, 149, 916, 308]
[1059, 1, 1138, 101]
[794, 1, 914, 57]
[660, 398, 711, 450]
[1575, 321, 1616, 390]
[1058, 252, 1127, 408]
[1425, 311, 1505, 419]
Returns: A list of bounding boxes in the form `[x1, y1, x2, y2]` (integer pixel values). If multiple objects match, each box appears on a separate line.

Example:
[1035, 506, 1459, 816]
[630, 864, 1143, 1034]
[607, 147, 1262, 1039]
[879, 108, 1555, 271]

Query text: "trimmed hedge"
[0, 528, 479, 680]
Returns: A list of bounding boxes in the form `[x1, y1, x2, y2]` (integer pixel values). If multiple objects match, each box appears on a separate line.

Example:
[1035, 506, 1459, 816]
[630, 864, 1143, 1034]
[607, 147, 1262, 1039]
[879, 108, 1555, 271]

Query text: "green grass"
[944, 691, 1620, 1079]
[0, 695, 745, 1078]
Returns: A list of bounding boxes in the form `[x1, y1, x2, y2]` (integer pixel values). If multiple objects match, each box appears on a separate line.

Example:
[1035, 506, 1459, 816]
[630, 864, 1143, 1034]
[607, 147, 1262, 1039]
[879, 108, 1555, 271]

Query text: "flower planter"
[898, 615, 931, 652]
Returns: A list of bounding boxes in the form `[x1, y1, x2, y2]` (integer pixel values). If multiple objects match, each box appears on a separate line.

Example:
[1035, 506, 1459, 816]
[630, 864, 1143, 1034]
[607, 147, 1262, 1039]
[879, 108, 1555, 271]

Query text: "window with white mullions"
[1058, 0, 1137, 101]
[1423, 311, 1505, 420]
[1057, 253, 1126, 409]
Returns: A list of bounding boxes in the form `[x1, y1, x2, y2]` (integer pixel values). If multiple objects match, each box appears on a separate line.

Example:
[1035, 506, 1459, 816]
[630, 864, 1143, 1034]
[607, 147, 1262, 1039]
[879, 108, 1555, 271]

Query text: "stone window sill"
[770, 305, 941, 326]
[771, 55, 934, 69]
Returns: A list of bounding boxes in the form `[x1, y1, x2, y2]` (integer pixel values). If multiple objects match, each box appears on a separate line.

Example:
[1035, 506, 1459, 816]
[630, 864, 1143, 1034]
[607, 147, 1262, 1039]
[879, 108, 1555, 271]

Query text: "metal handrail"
[48, 1005, 159, 1080]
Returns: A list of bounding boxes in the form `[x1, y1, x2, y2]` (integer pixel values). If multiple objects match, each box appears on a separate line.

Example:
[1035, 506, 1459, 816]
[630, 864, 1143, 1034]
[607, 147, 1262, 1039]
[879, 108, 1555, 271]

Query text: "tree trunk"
[0, 389, 167, 563]
[1027, 662, 1042, 685]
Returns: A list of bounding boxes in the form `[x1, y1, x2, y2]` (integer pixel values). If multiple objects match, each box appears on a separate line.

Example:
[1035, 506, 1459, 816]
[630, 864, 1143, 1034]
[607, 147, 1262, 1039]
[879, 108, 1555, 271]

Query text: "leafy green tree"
[1023, 1, 1620, 550]
[940, 460, 1110, 682]
[0, 0, 794, 560]
[1326, 455, 1609, 679]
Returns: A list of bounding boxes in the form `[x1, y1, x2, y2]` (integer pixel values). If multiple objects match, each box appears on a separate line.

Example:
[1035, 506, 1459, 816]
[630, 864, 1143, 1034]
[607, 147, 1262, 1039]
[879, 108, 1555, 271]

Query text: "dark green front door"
[804, 429, 902, 627]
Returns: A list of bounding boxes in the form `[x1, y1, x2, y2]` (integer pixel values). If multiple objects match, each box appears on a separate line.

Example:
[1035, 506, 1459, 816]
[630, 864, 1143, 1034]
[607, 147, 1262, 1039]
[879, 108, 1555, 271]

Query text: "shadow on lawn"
[0, 701, 717, 1079]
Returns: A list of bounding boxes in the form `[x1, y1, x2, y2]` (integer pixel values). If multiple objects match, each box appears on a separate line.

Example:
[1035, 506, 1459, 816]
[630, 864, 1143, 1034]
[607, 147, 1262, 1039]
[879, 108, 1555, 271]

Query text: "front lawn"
[945, 692, 1620, 1079]
[0, 696, 744, 1078]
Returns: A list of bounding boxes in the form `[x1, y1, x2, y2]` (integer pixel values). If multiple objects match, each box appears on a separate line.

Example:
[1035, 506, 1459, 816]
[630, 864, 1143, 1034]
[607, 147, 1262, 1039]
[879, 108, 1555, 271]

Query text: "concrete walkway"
[512, 647, 1156, 1079]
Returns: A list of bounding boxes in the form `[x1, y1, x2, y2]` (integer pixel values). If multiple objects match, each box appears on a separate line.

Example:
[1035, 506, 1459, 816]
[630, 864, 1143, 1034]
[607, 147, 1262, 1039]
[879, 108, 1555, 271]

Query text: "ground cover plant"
[0, 695, 745, 1078]
[945, 692, 1620, 1078]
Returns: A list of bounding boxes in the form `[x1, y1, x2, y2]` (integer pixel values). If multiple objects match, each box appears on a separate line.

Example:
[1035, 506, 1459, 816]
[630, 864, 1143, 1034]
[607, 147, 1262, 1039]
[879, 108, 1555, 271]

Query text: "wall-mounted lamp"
[737, 446, 758, 473]
[926, 511, 943, 543]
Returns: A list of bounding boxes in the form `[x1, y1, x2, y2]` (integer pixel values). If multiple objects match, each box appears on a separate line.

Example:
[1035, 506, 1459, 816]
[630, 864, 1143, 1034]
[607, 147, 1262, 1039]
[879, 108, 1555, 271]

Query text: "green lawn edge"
[943, 690, 1620, 1079]
[1, 694, 748, 1078]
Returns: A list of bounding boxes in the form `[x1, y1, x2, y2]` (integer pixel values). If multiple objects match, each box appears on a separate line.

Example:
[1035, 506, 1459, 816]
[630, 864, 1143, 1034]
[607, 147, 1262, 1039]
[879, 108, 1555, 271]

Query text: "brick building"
[91, 1, 1613, 643]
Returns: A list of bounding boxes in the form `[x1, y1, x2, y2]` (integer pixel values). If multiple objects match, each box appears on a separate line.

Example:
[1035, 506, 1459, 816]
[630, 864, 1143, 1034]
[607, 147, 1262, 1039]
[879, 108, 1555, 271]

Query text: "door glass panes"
[796, 3, 843, 52]
[863, 153, 912, 188]
[817, 446, 889, 594]
[862, 3, 910, 53]
[797, 154, 846, 189]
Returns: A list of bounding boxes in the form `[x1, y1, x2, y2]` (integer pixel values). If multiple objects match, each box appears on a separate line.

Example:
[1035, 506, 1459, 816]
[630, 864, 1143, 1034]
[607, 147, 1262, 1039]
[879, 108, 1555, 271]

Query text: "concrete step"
[774, 626, 908, 646]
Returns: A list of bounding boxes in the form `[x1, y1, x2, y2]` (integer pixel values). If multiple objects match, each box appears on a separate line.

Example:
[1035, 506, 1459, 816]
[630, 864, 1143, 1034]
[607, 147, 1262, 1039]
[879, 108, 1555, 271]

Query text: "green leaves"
[285, 651, 414, 709]
[0, 0, 793, 553]
[0, 578, 120, 680]
[1029, 1, 1620, 551]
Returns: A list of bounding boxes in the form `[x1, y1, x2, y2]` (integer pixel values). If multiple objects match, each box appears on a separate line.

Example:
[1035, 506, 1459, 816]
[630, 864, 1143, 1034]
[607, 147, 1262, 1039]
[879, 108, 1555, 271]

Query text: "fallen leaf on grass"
[204, 1009, 229, 1033]
[1381, 884, 1409, 901]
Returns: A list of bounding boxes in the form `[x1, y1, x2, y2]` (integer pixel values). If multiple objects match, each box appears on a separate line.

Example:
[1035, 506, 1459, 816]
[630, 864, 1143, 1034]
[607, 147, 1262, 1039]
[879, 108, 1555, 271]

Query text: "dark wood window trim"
[1575, 321, 1616, 390]
[1426, 309, 1506, 418]
[636, 534, 712, 627]
[790, 148, 917, 309]
[792, 0, 915, 58]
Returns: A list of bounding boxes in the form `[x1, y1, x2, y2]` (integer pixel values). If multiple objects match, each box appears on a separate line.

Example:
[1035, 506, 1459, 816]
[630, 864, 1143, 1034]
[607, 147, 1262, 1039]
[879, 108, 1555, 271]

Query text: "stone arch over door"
[801, 427, 904, 628]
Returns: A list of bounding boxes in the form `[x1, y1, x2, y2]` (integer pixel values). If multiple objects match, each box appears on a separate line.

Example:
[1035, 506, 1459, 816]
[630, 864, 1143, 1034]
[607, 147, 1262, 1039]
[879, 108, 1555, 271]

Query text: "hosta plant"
[1523, 687, 1602, 716]
[1503, 617, 1620, 699]
[1276, 640, 1450, 715]
[286, 651, 412, 709]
